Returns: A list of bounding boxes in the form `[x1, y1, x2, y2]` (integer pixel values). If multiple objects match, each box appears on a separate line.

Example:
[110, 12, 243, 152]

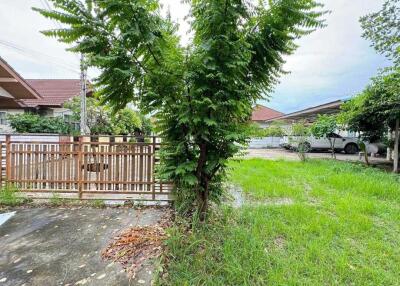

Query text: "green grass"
[160, 159, 400, 285]
[90, 199, 106, 208]
[48, 193, 76, 206]
[0, 185, 28, 207]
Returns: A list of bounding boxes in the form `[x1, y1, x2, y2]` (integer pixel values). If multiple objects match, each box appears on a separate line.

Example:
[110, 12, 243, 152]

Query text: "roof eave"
[0, 57, 43, 100]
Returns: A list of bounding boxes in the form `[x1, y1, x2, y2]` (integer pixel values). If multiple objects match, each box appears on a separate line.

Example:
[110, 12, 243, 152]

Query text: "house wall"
[41, 107, 72, 118]
[51, 108, 72, 117]
[249, 137, 282, 149]
[0, 109, 24, 133]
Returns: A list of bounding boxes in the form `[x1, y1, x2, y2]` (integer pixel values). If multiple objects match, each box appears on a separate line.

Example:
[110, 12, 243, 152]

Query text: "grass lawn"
[160, 159, 400, 285]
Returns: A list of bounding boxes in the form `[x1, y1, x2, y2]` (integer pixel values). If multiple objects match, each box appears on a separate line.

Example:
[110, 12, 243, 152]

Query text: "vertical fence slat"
[27, 145, 31, 190]
[152, 137, 156, 200]
[139, 145, 143, 191]
[0, 142, 2, 187]
[5, 135, 11, 185]
[77, 137, 83, 199]
[115, 145, 120, 191]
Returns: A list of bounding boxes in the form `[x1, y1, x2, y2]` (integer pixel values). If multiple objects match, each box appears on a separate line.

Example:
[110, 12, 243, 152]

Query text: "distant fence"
[0, 135, 173, 201]
[248, 137, 282, 149]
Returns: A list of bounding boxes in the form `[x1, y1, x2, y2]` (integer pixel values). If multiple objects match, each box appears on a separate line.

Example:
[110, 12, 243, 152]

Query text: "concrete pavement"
[0, 207, 166, 286]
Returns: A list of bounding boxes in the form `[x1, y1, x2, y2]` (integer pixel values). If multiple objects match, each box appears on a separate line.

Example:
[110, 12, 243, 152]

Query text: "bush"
[264, 125, 286, 137]
[246, 123, 267, 138]
[111, 108, 141, 135]
[0, 185, 28, 206]
[246, 123, 286, 138]
[64, 96, 153, 136]
[8, 113, 72, 134]
[289, 121, 311, 161]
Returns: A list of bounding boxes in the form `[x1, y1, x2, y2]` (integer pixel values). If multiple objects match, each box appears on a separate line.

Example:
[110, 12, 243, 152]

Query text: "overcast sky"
[0, 0, 391, 113]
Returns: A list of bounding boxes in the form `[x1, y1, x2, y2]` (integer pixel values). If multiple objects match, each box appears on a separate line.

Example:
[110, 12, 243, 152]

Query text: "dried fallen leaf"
[101, 212, 171, 279]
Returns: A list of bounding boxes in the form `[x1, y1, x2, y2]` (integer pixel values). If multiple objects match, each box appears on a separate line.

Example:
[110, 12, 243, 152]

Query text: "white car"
[280, 133, 360, 154]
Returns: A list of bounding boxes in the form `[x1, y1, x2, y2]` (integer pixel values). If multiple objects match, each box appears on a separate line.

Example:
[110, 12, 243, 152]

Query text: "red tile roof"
[251, 104, 284, 121]
[22, 79, 81, 107]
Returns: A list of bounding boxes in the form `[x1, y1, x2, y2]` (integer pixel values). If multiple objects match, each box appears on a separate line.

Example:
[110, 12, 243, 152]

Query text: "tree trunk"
[196, 142, 209, 222]
[329, 138, 336, 159]
[364, 150, 369, 166]
[359, 142, 369, 166]
[198, 178, 209, 222]
[394, 118, 399, 173]
[387, 128, 393, 161]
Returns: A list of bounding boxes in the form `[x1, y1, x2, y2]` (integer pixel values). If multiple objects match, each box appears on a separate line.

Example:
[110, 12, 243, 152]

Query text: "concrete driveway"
[246, 148, 389, 163]
[0, 207, 166, 286]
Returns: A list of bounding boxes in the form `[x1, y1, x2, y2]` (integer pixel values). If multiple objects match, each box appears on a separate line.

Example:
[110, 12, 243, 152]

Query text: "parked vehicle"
[280, 133, 360, 154]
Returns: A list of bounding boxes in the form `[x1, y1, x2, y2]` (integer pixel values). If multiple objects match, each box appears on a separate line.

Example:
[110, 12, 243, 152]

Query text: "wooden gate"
[0, 135, 173, 201]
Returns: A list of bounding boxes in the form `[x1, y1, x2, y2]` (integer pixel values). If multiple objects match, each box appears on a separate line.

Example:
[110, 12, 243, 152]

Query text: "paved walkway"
[0, 207, 166, 286]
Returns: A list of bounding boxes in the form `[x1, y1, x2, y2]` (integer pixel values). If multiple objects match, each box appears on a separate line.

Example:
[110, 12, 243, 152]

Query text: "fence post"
[77, 136, 83, 199]
[0, 141, 2, 187]
[152, 136, 156, 200]
[5, 135, 11, 187]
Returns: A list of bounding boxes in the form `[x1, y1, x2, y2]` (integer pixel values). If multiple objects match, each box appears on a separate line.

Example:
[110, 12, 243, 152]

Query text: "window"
[0, 112, 8, 125]
[64, 114, 72, 122]
[328, 132, 342, 138]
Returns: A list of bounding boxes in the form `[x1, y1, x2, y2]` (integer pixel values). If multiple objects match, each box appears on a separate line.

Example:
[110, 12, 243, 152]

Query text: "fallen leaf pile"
[101, 215, 171, 279]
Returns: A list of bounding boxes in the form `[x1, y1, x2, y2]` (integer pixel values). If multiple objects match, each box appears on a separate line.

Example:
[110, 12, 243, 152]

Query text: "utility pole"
[80, 53, 87, 135]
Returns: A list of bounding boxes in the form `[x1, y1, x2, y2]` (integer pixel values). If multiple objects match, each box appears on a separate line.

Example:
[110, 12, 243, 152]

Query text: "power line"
[41, 0, 52, 11]
[38, 0, 81, 62]
[0, 39, 80, 75]
[39, 0, 63, 30]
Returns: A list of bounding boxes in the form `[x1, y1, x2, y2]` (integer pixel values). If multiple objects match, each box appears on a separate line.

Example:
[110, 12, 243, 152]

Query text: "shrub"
[264, 125, 286, 137]
[0, 185, 27, 206]
[290, 121, 311, 161]
[8, 113, 72, 134]
[246, 123, 286, 138]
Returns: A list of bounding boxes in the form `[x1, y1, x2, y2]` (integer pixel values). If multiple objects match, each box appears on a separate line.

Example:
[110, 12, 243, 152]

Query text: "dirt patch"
[226, 184, 294, 207]
[260, 198, 294, 206]
[225, 184, 245, 207]
[273, 235, 286, 250]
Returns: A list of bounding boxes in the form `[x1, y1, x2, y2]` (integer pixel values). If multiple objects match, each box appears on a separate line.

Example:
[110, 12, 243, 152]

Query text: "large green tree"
[35, 0, 325, 220]
[340, 69, 400, 172]
[64, 96, 114, 135]
[311, 114, 338, 159]
[111, 108, 142, 135]
[360, 0, 400, 65]
[358, 0, 400, 172]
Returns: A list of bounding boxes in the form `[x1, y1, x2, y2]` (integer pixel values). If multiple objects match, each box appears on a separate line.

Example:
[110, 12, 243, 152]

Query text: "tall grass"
[0, 184, 27, 206]
[160, 159, 400, 285]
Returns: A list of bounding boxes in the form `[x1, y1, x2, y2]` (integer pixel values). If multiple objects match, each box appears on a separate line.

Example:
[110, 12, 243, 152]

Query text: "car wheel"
[344, 143, 359, 154]
[298, 142, 311, 153]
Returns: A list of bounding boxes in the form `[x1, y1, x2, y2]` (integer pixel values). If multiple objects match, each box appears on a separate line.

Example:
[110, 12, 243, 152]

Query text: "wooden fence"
[0, 135, 173, 201]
